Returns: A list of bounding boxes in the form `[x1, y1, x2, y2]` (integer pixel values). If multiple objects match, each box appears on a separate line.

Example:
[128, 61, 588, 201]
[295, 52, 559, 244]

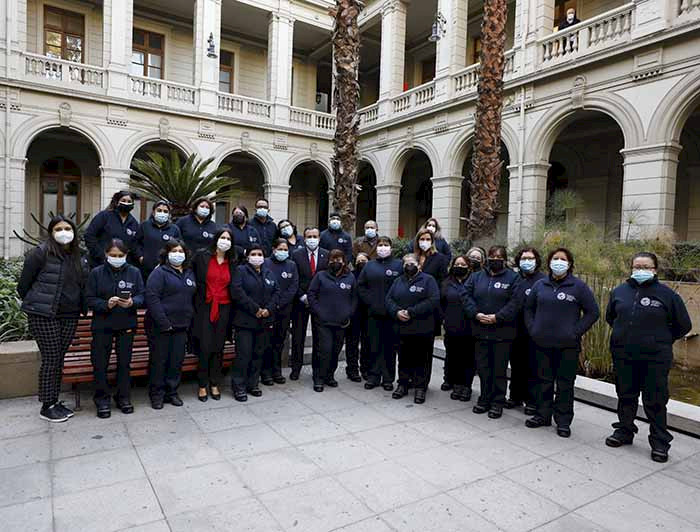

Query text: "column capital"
[9, 157, 28, 170]
[620, 142, 683, 162]
[376, 183, 402, 192]
[269, 12, 295, 25]
[382, 0, 409, 16]
[430, 175, 464, 186]
[265, 183, 291, 192]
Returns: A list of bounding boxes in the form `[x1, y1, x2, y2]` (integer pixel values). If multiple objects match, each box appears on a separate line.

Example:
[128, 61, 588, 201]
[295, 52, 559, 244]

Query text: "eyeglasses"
[633, 265, 656, 271]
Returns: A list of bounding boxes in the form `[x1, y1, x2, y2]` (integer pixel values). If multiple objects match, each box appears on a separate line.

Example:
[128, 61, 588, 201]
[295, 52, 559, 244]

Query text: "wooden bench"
[63, 309, 235, 409]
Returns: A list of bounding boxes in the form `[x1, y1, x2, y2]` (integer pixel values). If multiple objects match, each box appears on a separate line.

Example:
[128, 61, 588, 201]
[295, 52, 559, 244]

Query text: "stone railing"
[23, 53, 105, 91]
[358, 103, 379, 125]
[130, 75, 197, 107]
[538, 3, 634, 66]
[392, 80, 435, 114]
[453, 49, 515, 96]
[218, 93, 272, 121]
[289, 106, 336, 133]
[678, 0, 700, 21]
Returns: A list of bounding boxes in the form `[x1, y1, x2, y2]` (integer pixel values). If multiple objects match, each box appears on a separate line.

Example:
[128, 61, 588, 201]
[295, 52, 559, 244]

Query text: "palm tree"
[129, 150, 239, 218]
[468, 0, 508, 238]
[330, 0, 364, 232]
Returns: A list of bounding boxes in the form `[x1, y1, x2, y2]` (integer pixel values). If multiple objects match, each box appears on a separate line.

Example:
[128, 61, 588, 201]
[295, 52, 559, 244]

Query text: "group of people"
[17, 191, 692, 463]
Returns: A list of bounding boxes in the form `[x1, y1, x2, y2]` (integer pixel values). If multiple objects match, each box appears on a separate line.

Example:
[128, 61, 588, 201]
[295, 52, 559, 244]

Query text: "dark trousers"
[475, 339, 511, 409]
[28, 315, 78, 405]
[345, 308, 369, 377]
[613, 355, 673, 452]
[149, 329, 187, 400]
[509, 333, 535, 404]
[397, 334, 434, 390]
[91, 328, 134, 404]
[533, 345, 579, 427]
[232, 327, 269, 392]
[264, 309, 291, 380]
[367, 316, 398, 385]
[196, 305, 230, 387]
[444, 333, 476, 388]
[291, 300, 318, 371]
[315, 325, 345, 385]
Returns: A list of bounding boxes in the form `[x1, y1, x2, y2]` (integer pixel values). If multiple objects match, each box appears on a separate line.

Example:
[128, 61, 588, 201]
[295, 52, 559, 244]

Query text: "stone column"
[265, 183, 290, 223]
[514, 161, 549, 242]
[100, 167, 131, 207]
[506, 163, 521, 247]
[620, 143, 682, 240]
[378, 0, 407, 117]
[375, 184, 401, 238]
[194, 0, 222, 114]
[434, 0, 468, 102]
[267, 9, 294, 126]
[431, 175, 464, 242]
[2, 0, 21, 79]
[533, 0, 555, 38]
[4, 157, 27, 258]
[103, 0, 134, 99]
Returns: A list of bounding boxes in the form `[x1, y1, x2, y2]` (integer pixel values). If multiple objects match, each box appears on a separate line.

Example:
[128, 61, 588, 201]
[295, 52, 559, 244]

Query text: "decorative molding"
[0, 87, 21, 110]
[571, 76, 586, 109]
[377, 129, 388, 146]
[241, 131, 251, 151]
[198, 120, 216, 139]
[433, 113, 449, 133]
[631, 48, 663, 81]
[158, 117, 170, 141]
[106, 105, 128, 127]
[58, 102, 72, 127]
[406, 126, 414, 148]
[273, 132, 288, 151]
[309, 142, 318, 159]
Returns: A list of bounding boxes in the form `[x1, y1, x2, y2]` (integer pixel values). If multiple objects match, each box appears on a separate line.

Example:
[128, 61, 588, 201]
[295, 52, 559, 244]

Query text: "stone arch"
[282, 154, 334, 189]
[649, 69, 700, 144]
[119, 131, 196, 169]
[386, 139, 440, 187]
[445, 120, 519, 178]
[210, 145, 275, 185]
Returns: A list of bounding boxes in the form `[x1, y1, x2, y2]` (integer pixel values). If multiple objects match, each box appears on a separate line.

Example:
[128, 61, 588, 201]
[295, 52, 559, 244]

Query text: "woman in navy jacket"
[191, 228, 237, 402]
[84, 190, 139, 267]
[231, 244, 279, 401]
[308, 249, 358, 392]
[277, 219, 305, 254]
[135, 200, 181, 280]
[263, 239, 299, 385]
[441, 255, 474, 402]
[228, 205, 261, 254]
[386, 254, 440, 404]
[404, 218, 452, 263]
[344, 252, 370, 382]
[145, 239, 196, 409]
[175, 198, 219, 254]
[524, 247, 599, 437]
[507, 247, 547, 413]
[87, 239, 144, 418]
[604, 252, 691, 462]
[464, 245, 522, 418]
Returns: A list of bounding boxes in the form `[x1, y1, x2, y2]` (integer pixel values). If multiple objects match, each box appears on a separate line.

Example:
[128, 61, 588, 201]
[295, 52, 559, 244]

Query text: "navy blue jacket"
[175, 213, 218, 254]
[357, 256, 402, 317]
[386, 272, 440, 336]
[606, 278, 691, 360]
[228, 222, 261, 253]
[464, 268, 522, 341]
[516, 271, 547, 336]
[84, 209, 139, 266]
[525, 273, 600, 349]
[285, 236, 306, 255]
[135, 217, 182, 274]
[405, 238, 452, 263]
[250, 216, 277, 256]
[145, 265, 196, 331]
[308, 270, 358, 327]
[320, 228, 353, 264]
[441, 277, 470, 336]
[264, 256, 299, 313]
[87, 263, 145, 331]
[231, 263, 279, 329]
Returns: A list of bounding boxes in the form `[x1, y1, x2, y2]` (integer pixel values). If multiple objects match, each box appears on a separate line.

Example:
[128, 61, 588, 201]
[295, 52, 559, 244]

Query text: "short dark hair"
[207, 228, 237, 261]
[191, 197, 214, 214]
[377, 236, 393, 246]
[488, 245, 508, 260]
[303, 226, 319, 237]
[232, 204, 249, 219]
[631, 251, 658, 269]
[329, 248, 350, 275]
[277, 219, 297, 236]
[547, 247, 575, 272]
[159, 238, 190, 267]
[255, 198, 269, 206]
[105, 238, 129, 255]
[273, 238, 289, 249]
[246, 244, 265, 256]
[515, 247, 542, 271]
[329, 212, 341, 219]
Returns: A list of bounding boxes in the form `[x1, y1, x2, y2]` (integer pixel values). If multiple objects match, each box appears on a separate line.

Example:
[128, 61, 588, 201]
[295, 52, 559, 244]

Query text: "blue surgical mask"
[154, 211, 169, 224]
[274, 250, 289, 262]
[107, 256, 126, 269]
[329, 219, 341, 231]
[305, 238, 319, 250]
[196, 206, 210, 218]
[280, 226, 293, 238]
[631, 269, 655, 284]
[256, 208, 268, 218]
[168, 252, 186, 266]
[365, 228, 377, 239]
[519, 259, 536, 273]
[550, 259, 569, 276]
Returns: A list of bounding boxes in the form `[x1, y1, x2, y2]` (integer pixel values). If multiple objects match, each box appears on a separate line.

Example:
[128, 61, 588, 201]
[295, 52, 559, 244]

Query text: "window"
[219, 50, 234, 93]
[472, 36, 482, 65]
[131, 29, 164, 78]
[132, 197, 155, 222]
[40, 158, 81, 227]
[554, 0, 577, 29]
[44, 6, 84, 62]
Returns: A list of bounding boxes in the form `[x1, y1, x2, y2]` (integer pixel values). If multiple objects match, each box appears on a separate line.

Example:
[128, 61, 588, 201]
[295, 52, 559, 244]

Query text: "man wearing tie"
[290, 227, 329, 380]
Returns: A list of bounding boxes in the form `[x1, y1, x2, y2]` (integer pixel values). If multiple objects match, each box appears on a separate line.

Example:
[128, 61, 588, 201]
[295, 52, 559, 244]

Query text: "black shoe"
[198, 388, 208, 402]
[364, 382, 378, 390]
[151, 397, 164, 410]
[557, 427, 571, 438]
[273, 375, 286, 384]
[473, 404, 488, 414]
[117, 401, 134, 414]
[325, 378, 339, 388]
[392, 385, 408, 399]
[450, 391, 461, 401]
[210, 386, 221, 401]
[164, 394, 183, 407]
[382, 383, 394, 391]
[289, 369, 301, 381]
[55, 401, 75, 419]
[651, 449, 668, 463]
[414, 389, 426, 404]
[40, 403, 69, 423]
[347, 373, 362, 383]
[97, 405, 111, 419]
[314, 384, 324, 393]
[488, 407, 503, 419]
[525, 416, 552, 428]
[605, 433, 633, 448]
[361, 372, 368, 381]
[524, 405, 537, 416]
[441, 382, 452, 391]
[261, 378, 274, 386]
[461, 389, 472, 402]
[504, 398, 521, 409]
[234, 392, 248, 402]
[248, 388, 263, 397]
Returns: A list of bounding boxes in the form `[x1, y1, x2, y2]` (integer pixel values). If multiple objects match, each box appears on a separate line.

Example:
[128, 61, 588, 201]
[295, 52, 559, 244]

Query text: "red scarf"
[205, 256, 231, 322]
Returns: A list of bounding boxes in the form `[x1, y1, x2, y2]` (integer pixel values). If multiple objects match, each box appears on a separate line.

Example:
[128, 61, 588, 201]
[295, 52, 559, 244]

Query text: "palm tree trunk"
[331, 0, 364, 232]
[468, 0, 508, 239]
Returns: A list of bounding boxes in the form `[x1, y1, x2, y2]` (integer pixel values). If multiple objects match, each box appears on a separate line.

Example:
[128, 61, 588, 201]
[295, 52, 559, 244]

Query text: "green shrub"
[391, 237, 413, 258]
[0, 258, 30, 342]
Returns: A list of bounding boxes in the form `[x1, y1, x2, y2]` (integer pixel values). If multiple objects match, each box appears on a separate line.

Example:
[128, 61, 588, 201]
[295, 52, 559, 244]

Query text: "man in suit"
[290, 227, 328, 380]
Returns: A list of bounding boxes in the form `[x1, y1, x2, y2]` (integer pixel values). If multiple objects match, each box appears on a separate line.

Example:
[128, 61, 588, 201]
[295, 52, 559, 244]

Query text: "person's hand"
[476, 313, 491, 324]
[260, 308, 270, 318]
[485, 314, 497, 324]
[300, 294, 309, 306]
[255, 308, 264, 318]
[117, 297, 133, 308]
[139, 257, 144, 264]
[397, 310, 410, 322]
[107, 296, 120, 309]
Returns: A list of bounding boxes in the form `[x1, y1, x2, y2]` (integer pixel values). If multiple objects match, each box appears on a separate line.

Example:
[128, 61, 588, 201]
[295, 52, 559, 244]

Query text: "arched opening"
[129, 141, 187, 222]
[399, 149, 433, 238]
[288, 162, 329, 231]
[356, 161, 377, 235]
[215, 152, 266, 226]
[25, 127, 101, 234]
[674, 103, 700, 240]
[547, 111, 624, 237]
[459, 141, 511, 242]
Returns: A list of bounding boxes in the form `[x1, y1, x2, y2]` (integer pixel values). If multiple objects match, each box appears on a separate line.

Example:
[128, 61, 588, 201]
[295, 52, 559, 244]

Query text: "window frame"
[219, 49, 235, 93]
[43, 5, 85, 63]
[40, 158, 82, 225]
[131, 28, 165, 79]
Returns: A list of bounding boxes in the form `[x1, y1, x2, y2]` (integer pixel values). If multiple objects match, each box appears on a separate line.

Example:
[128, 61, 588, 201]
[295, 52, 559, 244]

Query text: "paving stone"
[321, 404, 396, 433]
[119, 520, 171, 532]
[664, 451, 700, 489]
[368, 395, 450, 422]
[0, 462, 51, 508]
[334, 516, 394, 532]
[406, 412, 485, 444]
[126, 412, 200, 447]
[0, 432, 50, 469]
[136, 433, 224, 475]
[168, 497, 282, 532]
[450, 409, 521, 433]
[531, 513, 609, 531]
[623, 472, 700, 524]
[228, 447, 324, 494]
[188, 404, 262, 433]
[451, 432, 541, 472]
[0, 498, 52, 532]
[247, 397, 314, 423]
[0, 397, 49, 440]
[297, 435, 387, 474]
[394, 445, 494, 490]
[269, 413, 348, 445]
[354, 424, 441, 458]
[51, 419, 131, 459]
[53, 447, 145, 496]
[207, 423, 290, 460]
[294, 388, 364, 413]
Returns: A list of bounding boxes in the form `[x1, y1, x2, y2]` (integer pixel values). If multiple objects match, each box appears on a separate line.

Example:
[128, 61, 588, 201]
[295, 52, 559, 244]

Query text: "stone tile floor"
[1, 363, 700, 532]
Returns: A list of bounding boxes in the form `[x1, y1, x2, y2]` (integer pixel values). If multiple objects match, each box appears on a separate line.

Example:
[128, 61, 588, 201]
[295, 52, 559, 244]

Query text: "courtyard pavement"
[1, 363, 700, 532]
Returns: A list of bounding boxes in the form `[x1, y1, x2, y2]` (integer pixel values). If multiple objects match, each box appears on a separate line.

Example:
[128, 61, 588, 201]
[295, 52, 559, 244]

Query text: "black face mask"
[117, 202, 134, 213]
[232, 214, 245, 225]
[452, 266, 469, 278]
[469, 259, 482, 271]
[404, 264, 419, 277]
[487, 258, 505, 273]
[329, 262, 343, 274]
[355, 262, 366, 272]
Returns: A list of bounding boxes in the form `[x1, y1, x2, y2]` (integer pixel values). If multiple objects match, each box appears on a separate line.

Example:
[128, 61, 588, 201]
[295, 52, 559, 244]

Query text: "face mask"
[487, 258, 505, 273]
[256, 208, 268, 218]
[107, 255, 127, 269]
[154, 211, 169, 225]
[404, 264, 419, 277]
[117, 202, 134, 213]
[248, 255, 264, 267]
[329, 262, 343, 274]
[550, 259, 569, 276]
[356, 262, 367, 272]
[452, 266, 469, 278]
[567, 14, 575, 22]
[419, 240, 432, 252]
[216, 238, 231, 252]
[281, 226, 293, 238]
[631, 269, 655, 284]
[469, 258, 482, 271]
[232, 213, 245, 225]
[365, 228, 377, 239]
[168, 252, 186, 266]
[54, 229, 74, 245]
[274, 250, 289, 262]
[377, 245, 391, 259]
[305, 238, 319, 250]
[329, 220, 341, 231]
[196, 206, 210, 218]
[426, 226, 436, 234]
[519, 259, 536, 273]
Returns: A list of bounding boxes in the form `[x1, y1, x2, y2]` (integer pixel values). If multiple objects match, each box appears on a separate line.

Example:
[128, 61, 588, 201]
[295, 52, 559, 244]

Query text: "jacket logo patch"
[525, 288, 532, 296]
[557, 292, 566, 300]
[386, 269, 393, 276]
[338, 238, 345, 243]
[640, 297, 657, 307]
[162, 234, 170, 240]
[118, 280, 126, 289]
[409, 285, 424, 293]
[281, 271, 291, 279]
[265, 278, 272, 285]
[186, 279, 194, 286]
[250, 236, 257, 242]
[340, 282, 350, 289]
[494, 282, 501, 289]
[126, 228, 134, 236]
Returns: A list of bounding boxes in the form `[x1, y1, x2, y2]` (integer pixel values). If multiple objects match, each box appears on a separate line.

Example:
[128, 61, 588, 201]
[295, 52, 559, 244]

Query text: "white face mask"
[376, 245, 392, 259]
[426, 226, 436, 234]
[154, 211, 169, 224]
[107, 255, 127, 269]
[567, 13, 575, 22]
[196, 206, 210, 218]
[168, 252, 186, 266]
[217, 238, 231, 252]
[248, 255, 264, 267]
[305, 237, 319, 250]
[419, 240, 432, 252]
[54, 229, 74, 245]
